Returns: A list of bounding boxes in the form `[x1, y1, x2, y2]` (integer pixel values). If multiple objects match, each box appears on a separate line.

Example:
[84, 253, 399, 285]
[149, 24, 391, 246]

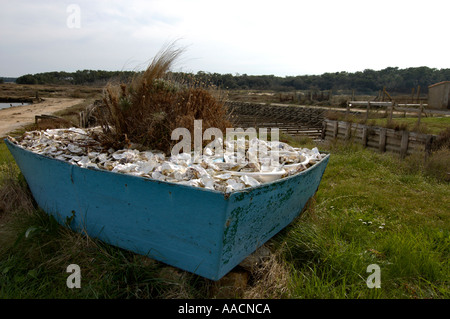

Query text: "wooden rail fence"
[347, 100, 450, 117]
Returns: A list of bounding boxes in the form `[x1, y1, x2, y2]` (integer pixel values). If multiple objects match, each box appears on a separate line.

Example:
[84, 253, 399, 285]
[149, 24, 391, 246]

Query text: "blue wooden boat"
[5, 138, 329, 280]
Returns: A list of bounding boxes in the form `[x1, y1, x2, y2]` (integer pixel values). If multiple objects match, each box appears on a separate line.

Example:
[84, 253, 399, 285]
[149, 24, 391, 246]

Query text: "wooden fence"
[322, 119, 436, 157]
[346, 100, 450, 119]
[225, 101, 326, 138]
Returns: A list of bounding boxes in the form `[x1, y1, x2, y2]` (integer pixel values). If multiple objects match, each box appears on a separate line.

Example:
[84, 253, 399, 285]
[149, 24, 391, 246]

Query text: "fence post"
[321, 121, 327, 140]
[364, 101, 371, 123]
[400, 130, 409, 158]
[379, 128, 387, 153]
[417, 101, 423, 127]
[333, 121, 339, 138]
[362, 125, 368, 147]
[388, 102, 394, 123]
[345, 122, 352, 140]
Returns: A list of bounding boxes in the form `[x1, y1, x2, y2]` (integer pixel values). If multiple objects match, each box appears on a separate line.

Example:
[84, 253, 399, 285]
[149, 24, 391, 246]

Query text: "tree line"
[15, 70, 135, 86]
[15, 66, 450, 94]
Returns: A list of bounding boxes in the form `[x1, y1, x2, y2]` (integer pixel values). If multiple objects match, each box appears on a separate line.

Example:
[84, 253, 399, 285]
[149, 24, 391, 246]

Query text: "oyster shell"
[9, 127, 324, 192]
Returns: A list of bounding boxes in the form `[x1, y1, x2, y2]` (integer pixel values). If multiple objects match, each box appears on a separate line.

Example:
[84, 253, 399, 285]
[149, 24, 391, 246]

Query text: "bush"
[95, 44, 231, 154]
[16, 74, 37, 85]
[431, 127, 450, 152]
[385, 120, 409, 131]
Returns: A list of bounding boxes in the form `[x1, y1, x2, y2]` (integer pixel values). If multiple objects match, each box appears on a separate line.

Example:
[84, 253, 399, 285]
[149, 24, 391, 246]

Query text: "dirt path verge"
[0, 98, 84, 137]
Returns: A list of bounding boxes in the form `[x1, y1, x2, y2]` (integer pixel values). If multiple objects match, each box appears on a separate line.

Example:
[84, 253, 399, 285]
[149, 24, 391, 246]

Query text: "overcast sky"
[1, 0, 449, 77]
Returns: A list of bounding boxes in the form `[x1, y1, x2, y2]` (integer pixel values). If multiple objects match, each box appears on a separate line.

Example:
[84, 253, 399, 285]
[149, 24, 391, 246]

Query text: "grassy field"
[368, 116, 450, 135]
[325, 109, 450, 136]
[0, 83, 102, 100]
[1, 134, 448, 299]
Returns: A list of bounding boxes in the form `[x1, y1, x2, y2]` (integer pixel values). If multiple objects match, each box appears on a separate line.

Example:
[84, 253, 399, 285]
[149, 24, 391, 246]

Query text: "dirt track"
[0, 98, 84, 137]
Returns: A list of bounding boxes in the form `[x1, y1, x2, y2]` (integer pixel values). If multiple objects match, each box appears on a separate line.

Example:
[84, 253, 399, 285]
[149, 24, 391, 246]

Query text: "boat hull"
[5, 139, 329, 280]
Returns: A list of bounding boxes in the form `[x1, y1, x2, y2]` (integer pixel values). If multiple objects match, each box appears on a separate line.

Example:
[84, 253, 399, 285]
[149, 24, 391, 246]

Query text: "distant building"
[428, 81, 450, 109]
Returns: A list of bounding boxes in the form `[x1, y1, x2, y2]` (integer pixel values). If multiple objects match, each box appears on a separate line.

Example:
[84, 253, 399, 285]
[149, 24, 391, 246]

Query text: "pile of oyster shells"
[8, 127, 325, 192]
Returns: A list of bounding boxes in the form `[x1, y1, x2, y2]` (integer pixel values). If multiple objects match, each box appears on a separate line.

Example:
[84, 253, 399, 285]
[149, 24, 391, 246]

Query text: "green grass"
[0, 142, 13, 164]
[274, 142, 449, 298]
[369, 116, 450, 135]
[0, 138, 449, 299]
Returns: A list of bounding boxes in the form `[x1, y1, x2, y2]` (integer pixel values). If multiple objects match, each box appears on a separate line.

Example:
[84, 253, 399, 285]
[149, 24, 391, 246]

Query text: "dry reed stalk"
[95, 44, 231, 154]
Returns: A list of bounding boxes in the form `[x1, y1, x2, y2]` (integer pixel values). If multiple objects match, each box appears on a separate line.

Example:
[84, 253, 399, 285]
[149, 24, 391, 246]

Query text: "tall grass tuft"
[0, 162, 35, 221]
[96, 44, 231, 154]
[423, 127, 450, 182]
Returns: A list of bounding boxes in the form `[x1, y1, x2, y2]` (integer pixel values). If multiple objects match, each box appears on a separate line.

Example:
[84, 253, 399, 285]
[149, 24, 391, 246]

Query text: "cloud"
[0, 0, 449, 77]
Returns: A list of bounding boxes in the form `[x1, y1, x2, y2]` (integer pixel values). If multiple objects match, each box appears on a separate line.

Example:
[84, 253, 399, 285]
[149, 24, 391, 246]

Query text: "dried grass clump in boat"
[96, 44, 231, 154]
